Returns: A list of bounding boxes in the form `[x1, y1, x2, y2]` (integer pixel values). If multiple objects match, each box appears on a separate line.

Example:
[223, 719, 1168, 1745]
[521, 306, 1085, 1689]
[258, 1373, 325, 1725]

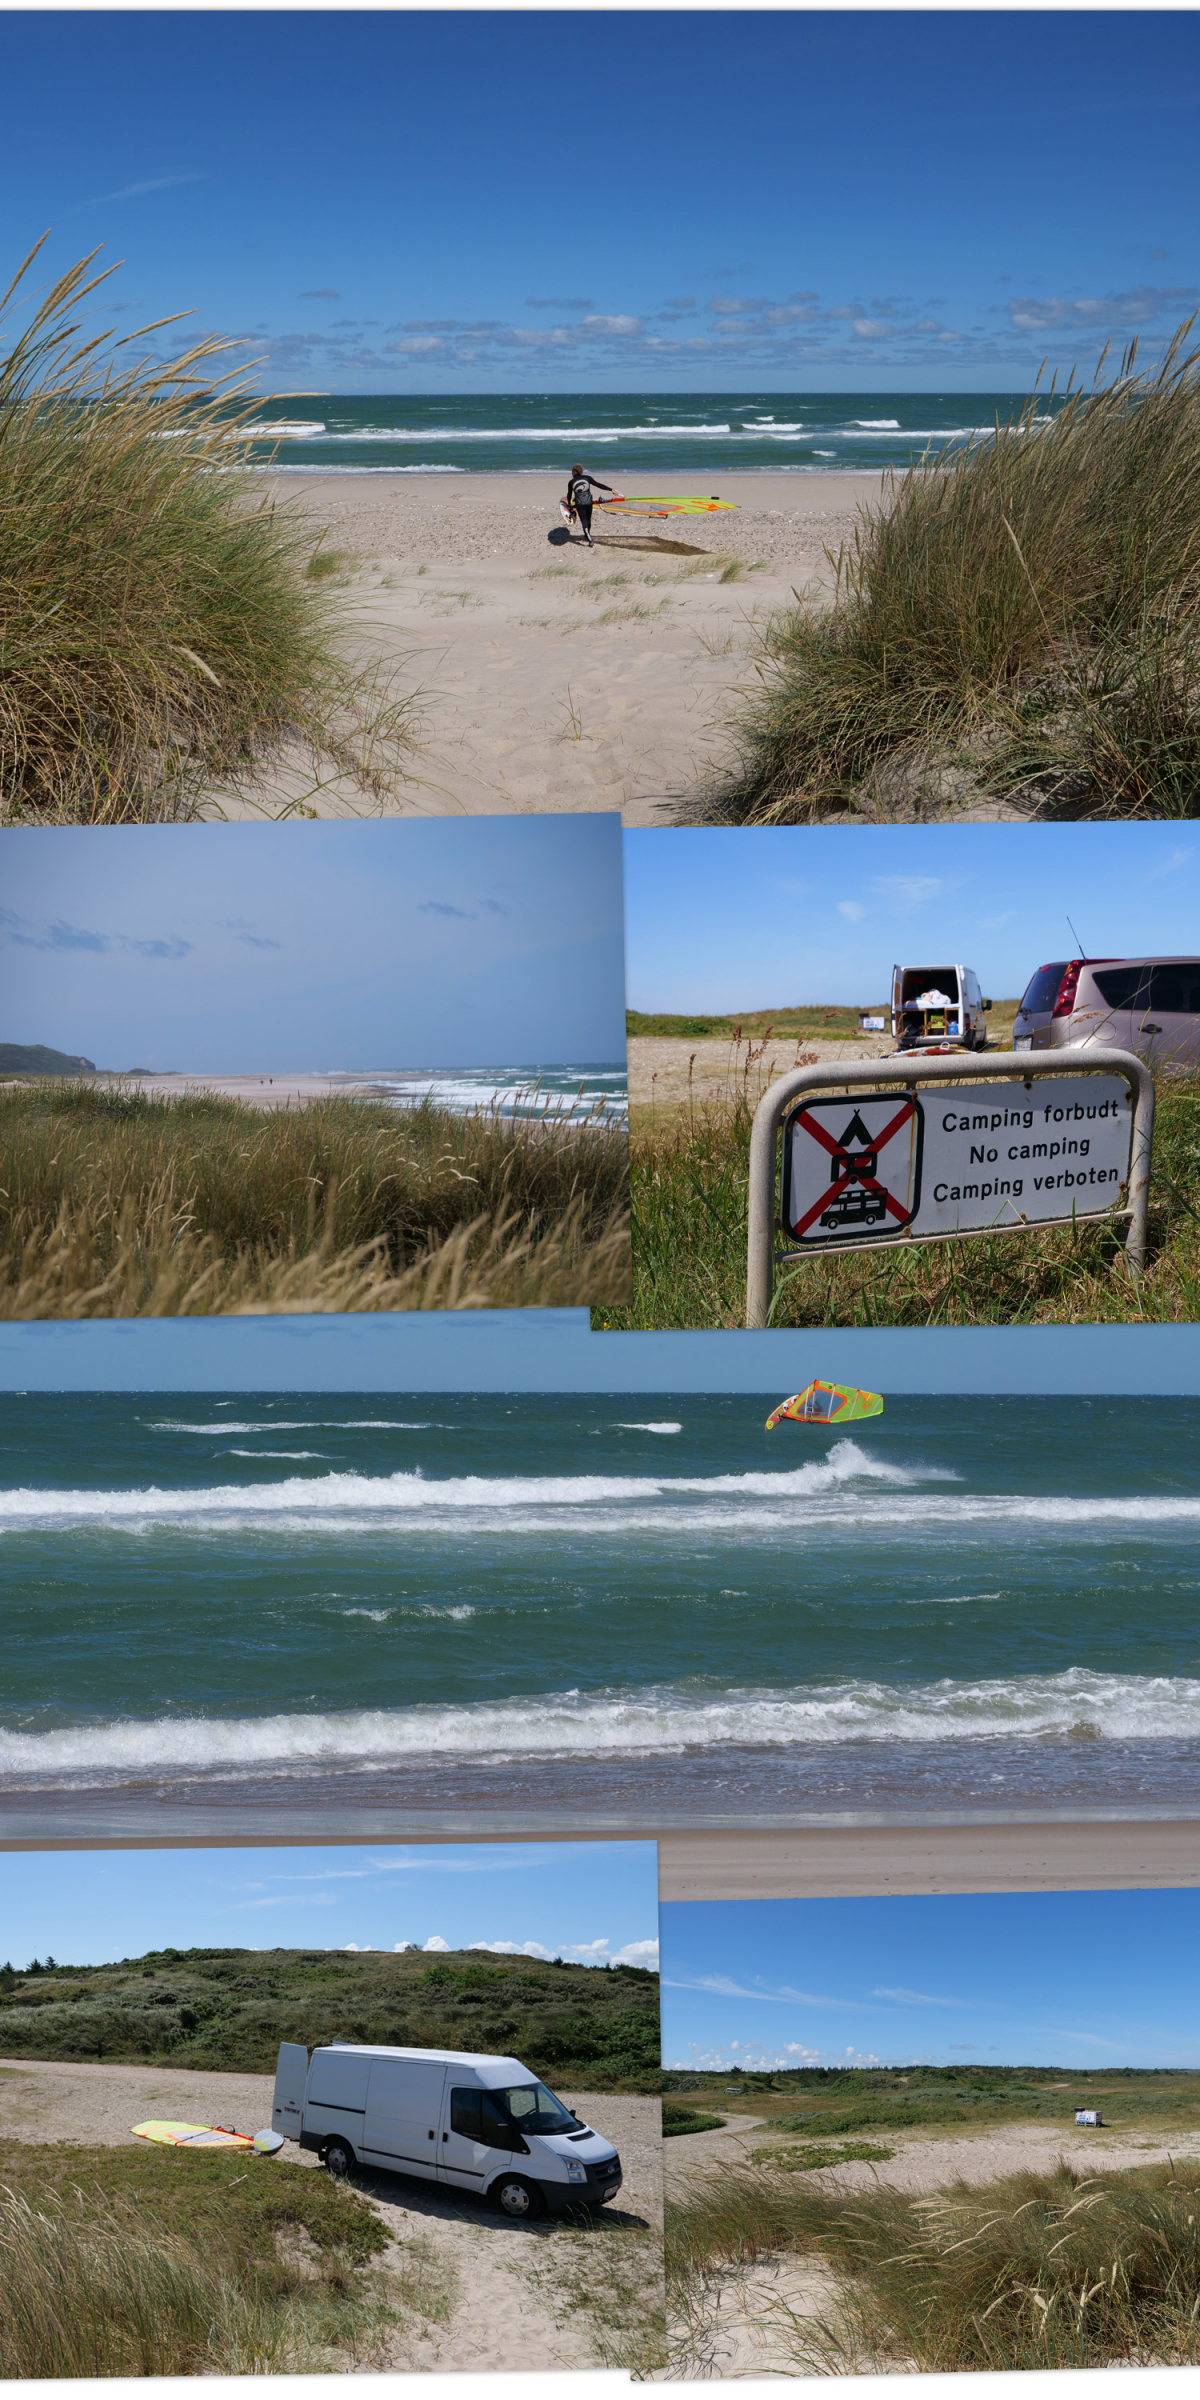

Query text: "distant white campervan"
[272, 2041, 623, 2220]
[891, 962, 991, 1053]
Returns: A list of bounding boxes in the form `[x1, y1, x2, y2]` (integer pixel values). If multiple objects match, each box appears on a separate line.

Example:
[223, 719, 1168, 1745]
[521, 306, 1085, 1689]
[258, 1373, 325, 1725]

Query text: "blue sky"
[5, 1312, 1200, 1392]
[1, 820, 625, 1070]
[624, 823, 1200, 1013]
[4, 12, 1199, 392]
[661, 1890, 1200, 2070]
[0, 1839, 659, 1975]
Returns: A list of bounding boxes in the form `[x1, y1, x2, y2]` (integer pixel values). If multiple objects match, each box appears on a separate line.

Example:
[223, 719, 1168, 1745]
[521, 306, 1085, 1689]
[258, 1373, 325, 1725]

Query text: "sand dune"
[0, 2057, 661, 2374]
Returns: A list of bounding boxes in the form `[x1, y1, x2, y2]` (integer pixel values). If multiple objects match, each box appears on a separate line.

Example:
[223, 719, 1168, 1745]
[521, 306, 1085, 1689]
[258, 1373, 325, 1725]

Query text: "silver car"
[1013, 956, 1200, 1075]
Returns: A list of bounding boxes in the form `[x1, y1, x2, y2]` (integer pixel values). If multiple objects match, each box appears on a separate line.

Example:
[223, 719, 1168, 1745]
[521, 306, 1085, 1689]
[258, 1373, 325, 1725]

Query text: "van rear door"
[891, 964, 903, 1040]
[272, 2042, 308, 2139]
[363, 2057, 449, 2181]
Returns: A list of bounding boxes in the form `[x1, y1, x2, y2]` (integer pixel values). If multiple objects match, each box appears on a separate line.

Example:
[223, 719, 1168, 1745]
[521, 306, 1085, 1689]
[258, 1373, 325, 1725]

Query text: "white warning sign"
[781, 1093, 923, 1248]
[913, 1074, 1131, 1236]
[779, 1075, 1134, 1252]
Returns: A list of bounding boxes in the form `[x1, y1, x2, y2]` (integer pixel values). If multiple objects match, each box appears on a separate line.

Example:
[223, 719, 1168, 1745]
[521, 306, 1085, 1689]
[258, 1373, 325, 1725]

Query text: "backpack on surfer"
[562, 463, 613, 547]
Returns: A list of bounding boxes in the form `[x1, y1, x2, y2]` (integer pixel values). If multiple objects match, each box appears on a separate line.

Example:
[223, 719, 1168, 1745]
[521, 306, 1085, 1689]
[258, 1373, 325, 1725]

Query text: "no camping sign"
[781, 1094, 923, 1248]
[780, 1076, 1134, 1252]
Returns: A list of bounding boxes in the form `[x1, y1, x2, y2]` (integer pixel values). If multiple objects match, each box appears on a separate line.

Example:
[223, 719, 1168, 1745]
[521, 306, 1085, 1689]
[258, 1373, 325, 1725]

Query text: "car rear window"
[1019, 963, 1069, 1014]
[1091, 964, 1200, 1013]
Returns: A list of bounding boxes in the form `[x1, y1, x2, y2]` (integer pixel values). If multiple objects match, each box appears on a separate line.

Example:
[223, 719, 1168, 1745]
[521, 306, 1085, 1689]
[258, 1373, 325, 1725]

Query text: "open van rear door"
[273, 2042, 308, 2138]
[891, 964, 903, 1042]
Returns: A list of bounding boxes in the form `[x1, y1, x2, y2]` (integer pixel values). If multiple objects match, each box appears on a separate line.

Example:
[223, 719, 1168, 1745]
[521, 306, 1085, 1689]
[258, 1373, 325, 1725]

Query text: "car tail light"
[1052, 961, 1084, 1018]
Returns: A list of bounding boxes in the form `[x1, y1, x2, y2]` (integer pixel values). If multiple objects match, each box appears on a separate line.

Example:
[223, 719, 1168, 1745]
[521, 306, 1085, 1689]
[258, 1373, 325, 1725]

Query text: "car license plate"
[1014, 1036, 1032, 1050]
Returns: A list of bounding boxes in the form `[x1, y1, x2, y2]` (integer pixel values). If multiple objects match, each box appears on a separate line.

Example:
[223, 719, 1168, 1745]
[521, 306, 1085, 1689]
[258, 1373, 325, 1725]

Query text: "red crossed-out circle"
[788, 1099, 917, 1239]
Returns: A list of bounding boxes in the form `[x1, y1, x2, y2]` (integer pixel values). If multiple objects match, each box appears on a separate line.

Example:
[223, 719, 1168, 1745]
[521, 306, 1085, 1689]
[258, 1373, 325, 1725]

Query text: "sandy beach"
[0, 2057, 661, 2374]
[204, 471, 888, 826]
[95, 1071, 421, 1111]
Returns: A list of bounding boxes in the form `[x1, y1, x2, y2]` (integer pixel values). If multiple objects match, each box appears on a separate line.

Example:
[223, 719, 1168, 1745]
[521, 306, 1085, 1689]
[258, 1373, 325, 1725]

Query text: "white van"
[272, 2041, 623, 2219]
[892, 963, 990, 1053]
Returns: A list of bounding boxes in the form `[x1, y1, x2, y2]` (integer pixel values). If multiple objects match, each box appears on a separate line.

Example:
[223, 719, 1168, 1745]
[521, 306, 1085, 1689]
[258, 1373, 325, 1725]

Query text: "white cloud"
[423, 1935, 450, 1953]
[471, 1938, 555, 1960]
[609, 1937, 659, 1971]
[1006, 284, 1198, 334]
[853, 319, 899, 340]
[871, 1986, 963, 2007]
[870, 874, 943, 908]
[837, 899, 867, 922]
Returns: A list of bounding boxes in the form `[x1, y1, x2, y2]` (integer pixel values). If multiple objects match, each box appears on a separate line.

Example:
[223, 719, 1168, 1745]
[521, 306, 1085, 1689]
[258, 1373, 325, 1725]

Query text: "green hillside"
[0, 1043, 96, 1075]
[626, 1007, 871, 1040]
[662, 2062, 1200, 2134]
[0, 1945, 660, 2092]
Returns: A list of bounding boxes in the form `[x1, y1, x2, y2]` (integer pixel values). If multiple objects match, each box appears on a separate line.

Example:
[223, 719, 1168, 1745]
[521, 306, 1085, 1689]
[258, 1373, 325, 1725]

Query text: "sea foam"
[5, 1668, 1199, 1778]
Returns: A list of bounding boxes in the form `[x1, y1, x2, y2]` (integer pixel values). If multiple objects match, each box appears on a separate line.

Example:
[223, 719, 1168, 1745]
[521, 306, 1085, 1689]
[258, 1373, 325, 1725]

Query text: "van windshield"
[494, 2081, 580, 2134]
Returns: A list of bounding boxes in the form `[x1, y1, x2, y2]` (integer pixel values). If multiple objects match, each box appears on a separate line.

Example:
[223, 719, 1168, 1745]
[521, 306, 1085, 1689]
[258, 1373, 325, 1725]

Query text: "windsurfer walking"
[565, 463, 613, 547]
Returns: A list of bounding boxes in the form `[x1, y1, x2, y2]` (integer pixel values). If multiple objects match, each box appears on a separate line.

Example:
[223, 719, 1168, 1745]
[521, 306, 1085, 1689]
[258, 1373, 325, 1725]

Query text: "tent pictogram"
[781, 1092, 923, 1247]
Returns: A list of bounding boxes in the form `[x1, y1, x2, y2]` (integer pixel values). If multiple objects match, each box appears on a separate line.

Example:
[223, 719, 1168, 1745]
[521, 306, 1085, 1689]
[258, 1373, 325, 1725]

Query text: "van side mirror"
[983, 1000, 993, 1011]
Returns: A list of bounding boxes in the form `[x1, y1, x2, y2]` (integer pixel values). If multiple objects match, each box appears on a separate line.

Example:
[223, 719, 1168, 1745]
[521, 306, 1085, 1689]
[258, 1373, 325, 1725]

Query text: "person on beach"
[565, 462, 613, 547]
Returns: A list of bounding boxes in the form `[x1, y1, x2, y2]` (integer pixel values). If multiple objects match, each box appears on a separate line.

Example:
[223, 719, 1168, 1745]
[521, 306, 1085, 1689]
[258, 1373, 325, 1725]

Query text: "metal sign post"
[746, 1045, 1155, 1328]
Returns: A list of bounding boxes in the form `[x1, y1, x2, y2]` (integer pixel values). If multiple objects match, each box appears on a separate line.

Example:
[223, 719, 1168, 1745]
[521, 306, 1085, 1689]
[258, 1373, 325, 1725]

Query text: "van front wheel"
[322, 2138, 356, 2179]
[494, 2174, 543, 2220]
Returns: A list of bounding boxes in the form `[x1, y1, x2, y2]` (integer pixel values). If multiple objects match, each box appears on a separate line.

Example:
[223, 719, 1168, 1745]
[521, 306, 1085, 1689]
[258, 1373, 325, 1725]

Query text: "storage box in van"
[892, 964, 990, 1052]
[272, 2041, 622, 2219]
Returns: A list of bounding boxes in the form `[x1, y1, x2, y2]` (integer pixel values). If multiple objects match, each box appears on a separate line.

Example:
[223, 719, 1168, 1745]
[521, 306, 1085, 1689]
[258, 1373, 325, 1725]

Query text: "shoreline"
[3, 1806, 1199, 1898]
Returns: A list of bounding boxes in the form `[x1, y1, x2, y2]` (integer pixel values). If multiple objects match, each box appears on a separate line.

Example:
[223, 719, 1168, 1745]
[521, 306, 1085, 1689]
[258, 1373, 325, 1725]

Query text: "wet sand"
[4, 1807, 1199, 1897]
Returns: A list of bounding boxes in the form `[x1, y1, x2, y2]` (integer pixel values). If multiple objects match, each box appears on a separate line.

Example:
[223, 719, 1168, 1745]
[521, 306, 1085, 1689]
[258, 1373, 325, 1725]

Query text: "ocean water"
[3, 1394, 1199, 1821]
[238, 392, 1049, 478]
[330, 1064, 626, 1124]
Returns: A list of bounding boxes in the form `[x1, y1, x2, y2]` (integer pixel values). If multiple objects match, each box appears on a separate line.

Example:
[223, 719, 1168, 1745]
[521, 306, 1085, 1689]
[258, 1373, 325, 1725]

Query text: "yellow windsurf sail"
[765, 1381, 884, 1430]
[133, 2120, 255, 2150]
[601, 495, 738, 516]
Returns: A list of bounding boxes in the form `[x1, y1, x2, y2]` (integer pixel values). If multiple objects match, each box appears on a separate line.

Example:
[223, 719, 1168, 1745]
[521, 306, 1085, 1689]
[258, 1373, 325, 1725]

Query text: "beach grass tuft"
[0, 2141, 417, 2376]
[668, 2156, 1200, 2372]
[0, 239, 418, 822]
[710, 323, 1200, 821]
[0, 1082, 630, 1316]
[595, 1068, 1200, 1328]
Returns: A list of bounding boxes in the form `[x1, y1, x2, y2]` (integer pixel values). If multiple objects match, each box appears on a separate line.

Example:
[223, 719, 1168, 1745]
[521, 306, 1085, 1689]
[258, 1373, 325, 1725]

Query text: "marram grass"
[0, 238, 417, 822]
[594, 1069, 1200, 1329]
[667, 2157, 1200, 2373]
[712, 322, 1200, 822]
[0, 1083, 631, 1316]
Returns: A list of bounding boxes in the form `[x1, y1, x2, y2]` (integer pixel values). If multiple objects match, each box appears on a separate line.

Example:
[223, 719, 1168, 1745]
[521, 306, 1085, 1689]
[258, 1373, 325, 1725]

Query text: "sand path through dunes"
[0, 2059, 661, 2374]
[202, 472, 876, 826]
[665, 2112, 1200, 2378]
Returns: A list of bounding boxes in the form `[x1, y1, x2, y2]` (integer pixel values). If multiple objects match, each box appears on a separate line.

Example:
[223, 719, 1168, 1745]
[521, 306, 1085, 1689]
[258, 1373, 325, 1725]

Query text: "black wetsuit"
[567, 471, 612, 542]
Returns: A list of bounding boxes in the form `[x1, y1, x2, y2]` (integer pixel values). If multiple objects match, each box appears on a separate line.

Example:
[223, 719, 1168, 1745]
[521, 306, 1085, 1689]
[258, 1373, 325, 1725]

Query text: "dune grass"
[0, 2137, 440, 2376]
[0, 1081, 630, 1316]
[668, 2157, 1200, 2372]
[712, 323, 1200, 822]
[0, 239, 417, 823]
[594, 1067, 1200, 1328]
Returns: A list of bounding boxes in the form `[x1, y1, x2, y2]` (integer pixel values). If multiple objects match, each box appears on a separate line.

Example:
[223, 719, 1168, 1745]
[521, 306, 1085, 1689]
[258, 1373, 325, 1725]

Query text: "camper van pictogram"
[821, 1111, 888, 1229]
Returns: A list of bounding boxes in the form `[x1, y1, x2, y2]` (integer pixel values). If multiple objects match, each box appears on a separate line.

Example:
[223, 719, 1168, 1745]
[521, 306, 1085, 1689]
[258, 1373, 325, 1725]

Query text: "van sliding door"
[364, 2059, 448, 2179]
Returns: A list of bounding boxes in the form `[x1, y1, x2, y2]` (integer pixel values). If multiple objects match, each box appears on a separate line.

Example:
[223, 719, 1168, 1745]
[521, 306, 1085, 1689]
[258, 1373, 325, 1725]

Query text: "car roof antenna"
[1066, 915, 1087, 958]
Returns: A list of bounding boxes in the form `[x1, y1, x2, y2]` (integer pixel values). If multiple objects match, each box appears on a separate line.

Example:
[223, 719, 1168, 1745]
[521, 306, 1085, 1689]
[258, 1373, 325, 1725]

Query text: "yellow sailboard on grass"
[133, 2120, 283, 2154]
[765, 1381, 884, 1430]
